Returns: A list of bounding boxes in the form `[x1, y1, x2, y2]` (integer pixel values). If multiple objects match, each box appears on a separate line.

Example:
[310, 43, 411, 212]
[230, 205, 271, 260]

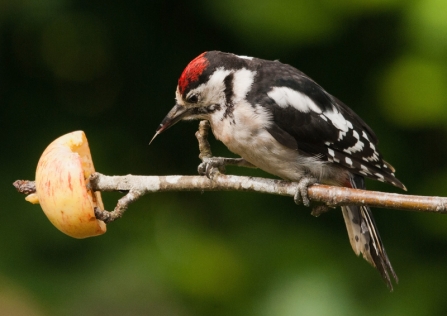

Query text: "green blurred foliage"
[2, 0, 447, 315]
[378, 55, 447, 127]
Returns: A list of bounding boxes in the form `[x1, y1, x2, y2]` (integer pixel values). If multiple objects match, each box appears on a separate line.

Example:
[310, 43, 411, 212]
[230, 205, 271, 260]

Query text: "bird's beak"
[150, 104, 191, 144]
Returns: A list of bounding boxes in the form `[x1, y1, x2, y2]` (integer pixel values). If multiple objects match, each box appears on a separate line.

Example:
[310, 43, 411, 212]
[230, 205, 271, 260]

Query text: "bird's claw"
[294, 176, 318, 207]
[198, 157, 226, 179]
[310, 205, 331, 217]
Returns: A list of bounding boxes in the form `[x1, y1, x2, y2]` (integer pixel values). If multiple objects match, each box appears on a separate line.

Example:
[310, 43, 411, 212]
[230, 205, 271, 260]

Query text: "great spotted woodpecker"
[151, 51, 406, 290]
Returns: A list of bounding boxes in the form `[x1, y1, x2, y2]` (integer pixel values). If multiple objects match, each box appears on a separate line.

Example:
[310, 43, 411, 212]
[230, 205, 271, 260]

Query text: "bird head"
[150, 51, 253, 144]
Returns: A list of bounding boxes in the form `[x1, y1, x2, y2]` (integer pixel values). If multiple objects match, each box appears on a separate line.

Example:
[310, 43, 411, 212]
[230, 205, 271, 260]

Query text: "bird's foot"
[310, 205, 332, 217]
[198, 157, 255, 179]
[198, 157, 227, 178]
[294, 176, 318, 207]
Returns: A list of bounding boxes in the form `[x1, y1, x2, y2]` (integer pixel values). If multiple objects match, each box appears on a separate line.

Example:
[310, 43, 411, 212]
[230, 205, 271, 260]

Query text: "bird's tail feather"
[341, 175, 398, 290]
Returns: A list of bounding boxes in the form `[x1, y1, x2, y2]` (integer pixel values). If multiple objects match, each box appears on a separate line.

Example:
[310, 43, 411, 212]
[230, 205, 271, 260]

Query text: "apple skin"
[34, 131, 106, 238]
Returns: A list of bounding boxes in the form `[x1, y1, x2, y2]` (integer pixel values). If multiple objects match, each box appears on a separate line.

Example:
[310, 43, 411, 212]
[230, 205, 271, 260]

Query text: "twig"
[88, 173, 447, 211]
[13, 171, 447, 223]
[13, 180, 36, 195]
[94, 189, 142, 223]
[13, 120, 447, 223]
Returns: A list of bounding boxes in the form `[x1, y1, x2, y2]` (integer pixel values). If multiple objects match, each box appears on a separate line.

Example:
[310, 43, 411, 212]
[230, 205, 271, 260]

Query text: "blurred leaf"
[378, 55, 447, 127]
[40, 12, 111, 82]
[405, 0, 447, 57]
[258, 271, 357, 316]
[0, 0, 68, 23]
[0, 276, 45, 316]
[154, 210, 248, 302]
[202, 0, 341, 46]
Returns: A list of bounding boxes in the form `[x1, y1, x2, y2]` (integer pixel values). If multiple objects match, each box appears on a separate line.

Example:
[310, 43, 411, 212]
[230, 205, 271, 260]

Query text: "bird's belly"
[217, 128, 329, 182]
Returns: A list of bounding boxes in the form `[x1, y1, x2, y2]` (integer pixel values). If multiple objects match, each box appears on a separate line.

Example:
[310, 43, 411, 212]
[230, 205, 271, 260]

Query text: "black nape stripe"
[223, 73, 234, 118]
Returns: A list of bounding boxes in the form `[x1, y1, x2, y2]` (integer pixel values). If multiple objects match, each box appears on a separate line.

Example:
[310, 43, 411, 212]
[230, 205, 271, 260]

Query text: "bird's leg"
[198, 157, 226, 177]
[196, 120, 256, 178]
[293, 175, 332, 216]
[198, 157, 256, 178]
[294, 175, 318, 207]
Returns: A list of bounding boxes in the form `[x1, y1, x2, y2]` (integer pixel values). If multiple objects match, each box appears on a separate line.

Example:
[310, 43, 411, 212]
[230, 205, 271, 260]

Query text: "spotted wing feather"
[246, 60, 405, 190]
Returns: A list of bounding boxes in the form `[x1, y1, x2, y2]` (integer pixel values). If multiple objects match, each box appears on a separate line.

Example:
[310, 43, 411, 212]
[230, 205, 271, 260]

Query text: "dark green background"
[3, 0, 447, 315]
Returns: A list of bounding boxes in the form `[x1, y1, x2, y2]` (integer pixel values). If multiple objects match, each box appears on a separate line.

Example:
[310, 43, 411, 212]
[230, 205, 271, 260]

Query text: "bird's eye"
[187, 95, 199, 103]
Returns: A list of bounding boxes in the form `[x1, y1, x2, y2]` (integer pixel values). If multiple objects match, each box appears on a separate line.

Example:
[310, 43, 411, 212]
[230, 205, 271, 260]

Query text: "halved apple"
[32, 131, 106, 238]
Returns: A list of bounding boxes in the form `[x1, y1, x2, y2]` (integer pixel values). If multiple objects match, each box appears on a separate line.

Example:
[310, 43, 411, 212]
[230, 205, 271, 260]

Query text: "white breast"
[208, 101, 333, 183]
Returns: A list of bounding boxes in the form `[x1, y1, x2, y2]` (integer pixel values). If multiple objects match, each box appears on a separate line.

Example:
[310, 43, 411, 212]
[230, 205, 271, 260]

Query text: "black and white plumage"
[152, 51, 406, 290]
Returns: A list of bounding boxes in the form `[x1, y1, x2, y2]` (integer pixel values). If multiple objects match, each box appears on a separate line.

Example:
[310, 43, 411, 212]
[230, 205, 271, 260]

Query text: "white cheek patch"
[267, 87, 322, 113]
[233, 68, 256, 102]
[191, 67, 255, 107]
[190, 67, 230, 105]
[206, 67, 232, 93]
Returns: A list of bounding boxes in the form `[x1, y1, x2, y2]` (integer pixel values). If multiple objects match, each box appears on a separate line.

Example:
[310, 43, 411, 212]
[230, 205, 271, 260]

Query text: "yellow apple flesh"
[34, 131, 106, 238]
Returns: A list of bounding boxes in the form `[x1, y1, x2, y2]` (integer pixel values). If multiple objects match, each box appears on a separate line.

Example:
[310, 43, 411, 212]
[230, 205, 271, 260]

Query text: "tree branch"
[90, 172, 447, 211]
[14, 172, 447, 223]
[12, 120, 447, 224]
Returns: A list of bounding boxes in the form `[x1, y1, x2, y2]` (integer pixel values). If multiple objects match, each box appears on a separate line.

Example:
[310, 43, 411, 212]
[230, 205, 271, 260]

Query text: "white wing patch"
[322, 106, 350, 133]
[343, 140, 365, 154]
[236, 54, 253, 60]
[267, 87, 322, 113]
[362, 131, 370, 140]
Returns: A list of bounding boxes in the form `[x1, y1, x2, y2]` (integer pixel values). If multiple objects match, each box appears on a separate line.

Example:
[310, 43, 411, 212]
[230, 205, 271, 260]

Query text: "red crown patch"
[178, 52, 209, 95]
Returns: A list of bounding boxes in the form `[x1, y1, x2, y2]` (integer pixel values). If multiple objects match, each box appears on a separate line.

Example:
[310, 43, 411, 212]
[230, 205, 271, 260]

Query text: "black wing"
[247, 59, 405, 190]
